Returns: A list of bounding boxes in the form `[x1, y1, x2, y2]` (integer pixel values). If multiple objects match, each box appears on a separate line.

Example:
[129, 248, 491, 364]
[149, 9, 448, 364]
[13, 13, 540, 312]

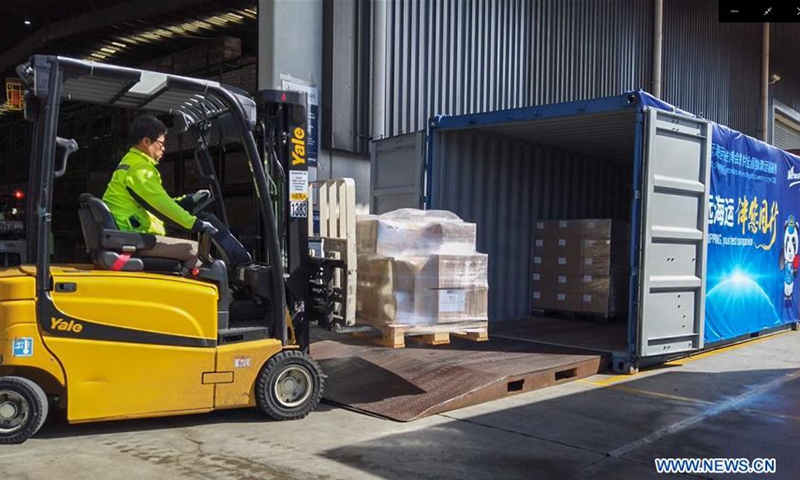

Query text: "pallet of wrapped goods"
[355, 209, 489, 348]
[531, 218, 630, 318]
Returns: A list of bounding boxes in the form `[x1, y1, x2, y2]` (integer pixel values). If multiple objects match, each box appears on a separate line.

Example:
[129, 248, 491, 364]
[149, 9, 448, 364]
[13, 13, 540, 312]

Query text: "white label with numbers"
[290, 201, 308, 218]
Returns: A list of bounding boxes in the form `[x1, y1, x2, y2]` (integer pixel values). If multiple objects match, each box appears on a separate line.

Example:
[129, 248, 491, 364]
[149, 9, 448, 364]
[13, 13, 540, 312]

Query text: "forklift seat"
[77, 193, 182, 272]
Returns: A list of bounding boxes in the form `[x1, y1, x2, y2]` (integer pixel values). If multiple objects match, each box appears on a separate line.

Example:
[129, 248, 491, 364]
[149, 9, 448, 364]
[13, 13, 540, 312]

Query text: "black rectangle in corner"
[719, 2, 800, 23]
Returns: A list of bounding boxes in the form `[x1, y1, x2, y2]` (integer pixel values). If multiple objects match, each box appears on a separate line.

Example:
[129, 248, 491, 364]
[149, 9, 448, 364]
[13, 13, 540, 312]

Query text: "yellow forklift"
[0, 55, 333, 443]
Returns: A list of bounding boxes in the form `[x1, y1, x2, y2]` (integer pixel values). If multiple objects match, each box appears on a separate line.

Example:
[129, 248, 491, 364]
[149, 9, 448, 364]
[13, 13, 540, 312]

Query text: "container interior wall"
[429, 126, 634, 321]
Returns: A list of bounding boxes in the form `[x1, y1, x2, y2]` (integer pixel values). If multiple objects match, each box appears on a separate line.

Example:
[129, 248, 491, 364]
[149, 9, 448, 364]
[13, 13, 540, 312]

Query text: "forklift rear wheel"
[256, 350, 324, 421]
[0, 376, 49, 444]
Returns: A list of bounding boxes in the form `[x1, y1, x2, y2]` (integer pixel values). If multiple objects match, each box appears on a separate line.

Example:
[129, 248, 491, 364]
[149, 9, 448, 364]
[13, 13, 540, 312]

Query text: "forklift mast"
[256, 90, 312, 351]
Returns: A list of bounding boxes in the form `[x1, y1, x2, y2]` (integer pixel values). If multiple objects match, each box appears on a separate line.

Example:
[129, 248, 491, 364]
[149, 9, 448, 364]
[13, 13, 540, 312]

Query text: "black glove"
[192, 218, 218, 235]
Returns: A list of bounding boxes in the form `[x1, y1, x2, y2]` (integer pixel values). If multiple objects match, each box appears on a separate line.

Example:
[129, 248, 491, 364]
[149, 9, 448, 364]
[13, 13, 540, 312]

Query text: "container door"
[638, 109, 712, 358]
[370, 131, 425, 213]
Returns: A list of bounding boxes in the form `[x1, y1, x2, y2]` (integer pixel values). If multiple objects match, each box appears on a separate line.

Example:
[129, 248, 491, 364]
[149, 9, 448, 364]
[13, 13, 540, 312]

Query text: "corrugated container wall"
[661, 0, 762, 137]
[384, 0, 653, 138]
[429, 127, 631, 320]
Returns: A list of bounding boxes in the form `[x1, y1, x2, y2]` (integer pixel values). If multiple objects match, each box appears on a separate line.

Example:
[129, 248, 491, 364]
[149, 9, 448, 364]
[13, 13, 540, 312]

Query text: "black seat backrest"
[80, 193, 119, 231]
[77, 194, 175, 272]
[78, 193, 116, 254]
[77, 193, 156, 252]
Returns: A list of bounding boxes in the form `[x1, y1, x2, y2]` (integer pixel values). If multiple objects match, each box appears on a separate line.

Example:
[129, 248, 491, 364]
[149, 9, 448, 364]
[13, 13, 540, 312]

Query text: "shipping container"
[371, 91, 800, 372]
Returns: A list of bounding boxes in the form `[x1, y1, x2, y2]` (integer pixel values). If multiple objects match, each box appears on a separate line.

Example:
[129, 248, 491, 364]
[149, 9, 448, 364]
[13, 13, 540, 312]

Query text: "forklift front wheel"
[256, 350, 324, 421]
[0, 376, 49, 444]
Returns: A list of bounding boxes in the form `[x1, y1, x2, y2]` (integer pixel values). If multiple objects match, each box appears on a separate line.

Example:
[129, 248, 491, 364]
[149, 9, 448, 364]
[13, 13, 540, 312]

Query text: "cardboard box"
[356, 215, 477, 256]
[532, 270, 566, 289]
[531, 254, 583, 275]
[582, 238, 629, 262]
[577, 219, 631, 241]
[533, 237, 581, 257]
[579, 274, 630, 315]
[417, 254, 489, 289]
[580, 274, 628, 293]
[356, 254, 398, 326]
[537, 219, 631, 240]
[555, 274, 583, 294]
[532, 290, 557, 310]
[414, 287, 488, 324]
[531, 281, 582, 311]
[580, 292, 627, 316]
[581, 255, 613, 275]
[424, 221, 477, 247]
[534, 220, 584, 238]
[554, 292, 582, 312]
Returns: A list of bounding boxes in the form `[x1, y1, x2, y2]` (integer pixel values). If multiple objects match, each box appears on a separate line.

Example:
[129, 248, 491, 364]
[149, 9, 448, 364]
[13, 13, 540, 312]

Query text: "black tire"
[256, 350, 324, 421]
[0, 376, 49, 444]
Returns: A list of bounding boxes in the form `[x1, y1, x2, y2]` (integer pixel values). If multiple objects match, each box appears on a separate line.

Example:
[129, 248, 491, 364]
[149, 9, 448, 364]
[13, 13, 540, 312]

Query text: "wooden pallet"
[356, 321, 489, 349]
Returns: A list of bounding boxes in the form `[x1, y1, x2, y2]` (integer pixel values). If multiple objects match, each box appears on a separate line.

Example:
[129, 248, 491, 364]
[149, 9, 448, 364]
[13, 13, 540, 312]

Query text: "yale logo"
[291, 127, 306, 165]
[51, 317, 84, 334]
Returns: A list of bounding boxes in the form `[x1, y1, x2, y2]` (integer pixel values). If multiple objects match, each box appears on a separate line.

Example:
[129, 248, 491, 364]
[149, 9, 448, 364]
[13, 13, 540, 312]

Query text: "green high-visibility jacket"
[102, 148, 196, 236]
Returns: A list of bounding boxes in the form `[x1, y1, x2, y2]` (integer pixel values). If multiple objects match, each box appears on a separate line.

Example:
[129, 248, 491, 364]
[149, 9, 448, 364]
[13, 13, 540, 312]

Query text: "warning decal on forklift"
[289, 171, 309, 202]
[12, 338, 33, 357]
[234, 357, 251, 368]
[290, 201, 308, 218]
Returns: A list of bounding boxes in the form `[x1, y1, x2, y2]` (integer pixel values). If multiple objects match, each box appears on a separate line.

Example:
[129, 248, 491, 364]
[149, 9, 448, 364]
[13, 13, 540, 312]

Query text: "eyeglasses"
[152, 138, 166, 149]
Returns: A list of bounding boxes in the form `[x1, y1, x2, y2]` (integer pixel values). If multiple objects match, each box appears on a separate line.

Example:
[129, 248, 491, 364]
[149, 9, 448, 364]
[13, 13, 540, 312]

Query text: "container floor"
[490, 316, 629, 355]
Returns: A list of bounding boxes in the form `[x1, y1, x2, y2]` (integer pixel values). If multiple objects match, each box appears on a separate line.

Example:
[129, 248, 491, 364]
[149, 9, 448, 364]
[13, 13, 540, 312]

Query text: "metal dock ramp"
[311, 335, 607, 421]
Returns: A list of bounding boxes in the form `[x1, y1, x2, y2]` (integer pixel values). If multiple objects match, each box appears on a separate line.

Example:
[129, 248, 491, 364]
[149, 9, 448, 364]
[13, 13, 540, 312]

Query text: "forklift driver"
[102, 114, 217, 268]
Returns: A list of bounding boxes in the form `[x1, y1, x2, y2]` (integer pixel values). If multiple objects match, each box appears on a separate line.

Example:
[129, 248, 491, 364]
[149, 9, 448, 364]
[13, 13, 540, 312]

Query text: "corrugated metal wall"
[382, 0, 789, 141]
[528, 0, 653, 105]
[429, 128, 631, 320]
[384, 0, 653, 138]
[661, 0, 762, 137]
[771, 24, 800, 117]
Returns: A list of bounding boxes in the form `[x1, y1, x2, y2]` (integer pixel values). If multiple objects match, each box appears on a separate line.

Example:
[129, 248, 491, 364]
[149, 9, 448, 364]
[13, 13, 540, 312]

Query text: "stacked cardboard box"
[356, 209, 488, 327]
[531, 219, 629, 316]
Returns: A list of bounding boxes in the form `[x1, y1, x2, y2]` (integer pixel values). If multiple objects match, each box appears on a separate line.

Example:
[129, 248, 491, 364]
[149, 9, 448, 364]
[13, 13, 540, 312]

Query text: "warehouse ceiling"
[0, 1, 257, 68]
[0, 0, 257, 115]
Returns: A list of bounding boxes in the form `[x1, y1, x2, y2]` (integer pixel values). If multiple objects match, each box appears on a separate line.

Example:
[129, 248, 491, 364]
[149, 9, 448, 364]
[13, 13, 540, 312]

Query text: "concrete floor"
[2, 329, 799, 480]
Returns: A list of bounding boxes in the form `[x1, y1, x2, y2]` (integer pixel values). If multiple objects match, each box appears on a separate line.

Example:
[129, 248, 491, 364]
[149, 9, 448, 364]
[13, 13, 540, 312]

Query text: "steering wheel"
[190, 190, 215, 216]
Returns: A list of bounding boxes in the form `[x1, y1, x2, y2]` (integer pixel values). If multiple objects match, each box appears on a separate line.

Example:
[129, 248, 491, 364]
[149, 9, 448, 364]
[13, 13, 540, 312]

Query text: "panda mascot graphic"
[780, 214, 799, 299]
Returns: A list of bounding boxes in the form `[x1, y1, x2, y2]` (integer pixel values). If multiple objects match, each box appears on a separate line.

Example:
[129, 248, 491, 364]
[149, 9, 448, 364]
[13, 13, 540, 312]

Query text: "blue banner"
[639, 91, 800, 343]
